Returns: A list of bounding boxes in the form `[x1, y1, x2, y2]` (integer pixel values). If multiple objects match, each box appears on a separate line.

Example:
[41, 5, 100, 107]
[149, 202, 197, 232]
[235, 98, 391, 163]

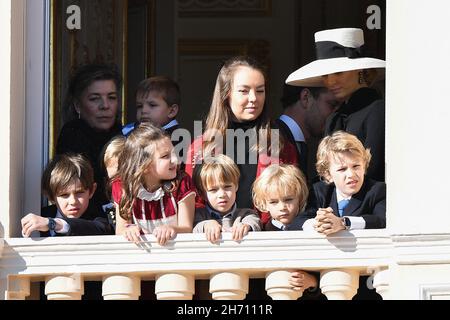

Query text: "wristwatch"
[342, 217, 351, 230]
[48, 217, 56, 232]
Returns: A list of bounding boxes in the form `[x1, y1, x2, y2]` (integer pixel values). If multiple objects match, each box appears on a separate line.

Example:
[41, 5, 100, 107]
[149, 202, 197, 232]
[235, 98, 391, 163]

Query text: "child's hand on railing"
[231, 222, 250, 242]
[204, 220, 222, 244]
[153, 225, 176, 245]
[123, 224, 142, 244]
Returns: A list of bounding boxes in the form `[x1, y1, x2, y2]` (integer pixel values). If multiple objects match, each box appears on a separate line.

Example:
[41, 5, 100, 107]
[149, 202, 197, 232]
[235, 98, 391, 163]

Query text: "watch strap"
[48, 217, 56, 231]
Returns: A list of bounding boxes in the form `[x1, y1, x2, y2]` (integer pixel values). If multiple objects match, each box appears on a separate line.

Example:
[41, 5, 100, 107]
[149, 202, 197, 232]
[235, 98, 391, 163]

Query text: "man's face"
[306, 90, 340, 137]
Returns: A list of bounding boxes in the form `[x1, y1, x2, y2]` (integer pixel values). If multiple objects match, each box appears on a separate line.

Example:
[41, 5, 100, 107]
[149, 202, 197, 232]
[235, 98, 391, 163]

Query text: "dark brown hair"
[135, 76, 180, 107]
[63, 63, 123, 123]
[41, 153, 95, 202]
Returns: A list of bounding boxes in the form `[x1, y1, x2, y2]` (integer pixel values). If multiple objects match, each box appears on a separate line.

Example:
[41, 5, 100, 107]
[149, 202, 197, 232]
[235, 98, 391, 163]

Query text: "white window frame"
[23, 0, 50, 220]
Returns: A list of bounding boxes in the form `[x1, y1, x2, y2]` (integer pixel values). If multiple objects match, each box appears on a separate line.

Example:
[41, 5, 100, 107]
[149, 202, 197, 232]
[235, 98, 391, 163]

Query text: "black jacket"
[325, 88, 385, 182]
[297, 178, 386, 229]
[40, 205, 114, 237]
[56, 119, 122, 207]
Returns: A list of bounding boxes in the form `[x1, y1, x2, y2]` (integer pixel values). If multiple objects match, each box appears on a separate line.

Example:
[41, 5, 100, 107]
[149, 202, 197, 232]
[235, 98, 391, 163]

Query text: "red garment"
[112, 174, 196, 232]
[185, 135, 298, 225]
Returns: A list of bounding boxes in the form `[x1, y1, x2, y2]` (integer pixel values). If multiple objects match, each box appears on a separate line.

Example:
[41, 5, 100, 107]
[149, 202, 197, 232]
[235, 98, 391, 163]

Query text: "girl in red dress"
[113, 123, 196, 245]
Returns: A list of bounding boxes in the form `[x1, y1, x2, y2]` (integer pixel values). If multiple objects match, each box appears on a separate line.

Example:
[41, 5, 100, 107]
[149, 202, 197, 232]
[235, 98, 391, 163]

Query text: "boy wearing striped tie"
[300, 131, 386, 235]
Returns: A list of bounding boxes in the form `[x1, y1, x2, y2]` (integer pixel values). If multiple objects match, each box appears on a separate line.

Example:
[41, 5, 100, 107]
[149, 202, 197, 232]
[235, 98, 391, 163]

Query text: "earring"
[78, 111, 81, 119]
[358, 71, 365, 85]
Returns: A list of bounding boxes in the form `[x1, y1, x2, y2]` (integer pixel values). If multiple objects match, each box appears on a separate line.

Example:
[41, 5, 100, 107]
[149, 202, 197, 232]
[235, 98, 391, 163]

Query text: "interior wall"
[147, 0, 385, 136]
[172, 0, 298, 134]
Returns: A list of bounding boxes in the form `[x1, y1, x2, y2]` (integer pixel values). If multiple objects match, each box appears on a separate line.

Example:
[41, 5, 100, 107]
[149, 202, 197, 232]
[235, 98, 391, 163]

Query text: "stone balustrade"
[0, 230, 393, 300]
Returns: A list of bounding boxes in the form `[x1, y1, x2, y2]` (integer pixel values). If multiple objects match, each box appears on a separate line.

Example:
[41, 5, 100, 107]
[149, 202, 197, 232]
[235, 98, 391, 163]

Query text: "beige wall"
[388, 264, 450, 300]
[386, 0, 450, 235]
[0, 0, 12, 239]
[0, 0, 26, 239]
[386, 0, 450, 299]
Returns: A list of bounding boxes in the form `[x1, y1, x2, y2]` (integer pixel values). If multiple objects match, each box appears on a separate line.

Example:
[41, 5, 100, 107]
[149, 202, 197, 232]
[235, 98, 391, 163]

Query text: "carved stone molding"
[420, 284, 450, 300]
[177, 0, 271, 17]
[178, 38, 271, 73]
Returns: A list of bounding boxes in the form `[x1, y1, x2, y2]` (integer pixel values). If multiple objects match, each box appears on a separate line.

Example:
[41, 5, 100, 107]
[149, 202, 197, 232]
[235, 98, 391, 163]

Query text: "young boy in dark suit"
[192, 154, 261, 299]
[300, 131, 386, 234]
[21, 153, 114, 237]
[252, 164, 319, 296]
[193, 154, 261, 243]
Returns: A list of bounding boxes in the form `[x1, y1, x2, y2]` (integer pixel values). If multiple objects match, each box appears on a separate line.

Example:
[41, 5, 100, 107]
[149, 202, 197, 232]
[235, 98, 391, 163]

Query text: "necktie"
[338, 199, 350, 217]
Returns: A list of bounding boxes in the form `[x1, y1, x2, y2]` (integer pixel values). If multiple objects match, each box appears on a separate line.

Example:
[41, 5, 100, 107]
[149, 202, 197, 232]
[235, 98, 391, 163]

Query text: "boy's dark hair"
[63, 63, 123, 123]
[280, 84, 328, 109]
[135, 76, 181, 107]
[41, 153, 95, 202]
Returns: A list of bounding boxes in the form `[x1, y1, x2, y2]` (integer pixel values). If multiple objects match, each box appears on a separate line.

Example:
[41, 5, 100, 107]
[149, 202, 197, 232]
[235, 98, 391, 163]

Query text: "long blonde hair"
[203, 56, 273, 155]
[118, 123, 173, 220]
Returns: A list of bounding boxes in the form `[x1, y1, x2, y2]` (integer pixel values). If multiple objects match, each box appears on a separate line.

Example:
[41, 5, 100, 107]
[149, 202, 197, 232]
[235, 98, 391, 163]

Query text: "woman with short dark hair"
[56, 63, 123, 212]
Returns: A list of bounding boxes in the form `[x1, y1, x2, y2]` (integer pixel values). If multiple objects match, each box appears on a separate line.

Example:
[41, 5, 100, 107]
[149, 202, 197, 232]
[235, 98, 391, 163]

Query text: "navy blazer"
[40, 205, 114, 237]
[298, 178, 386, 229]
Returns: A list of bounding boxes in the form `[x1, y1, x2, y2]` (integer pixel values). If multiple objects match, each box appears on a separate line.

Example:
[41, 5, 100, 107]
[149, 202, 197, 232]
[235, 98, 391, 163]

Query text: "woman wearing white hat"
[286, 28, 385, 182]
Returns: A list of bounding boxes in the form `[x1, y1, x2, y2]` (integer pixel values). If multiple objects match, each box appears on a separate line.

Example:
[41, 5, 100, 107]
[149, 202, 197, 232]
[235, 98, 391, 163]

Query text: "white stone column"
[155, 273, 194, 300]
[385, 0, 450, 300]
[372, 268, 390, 300]
[320, 269, 359, 300]
[1, 0, 25, 241]
[265, 270, 302, 300]
[7, 276, 30, 300]
[45, 275, 84, 300]
[102, 275, 141, 300]
[209, 272, 249, 300]
[386, 2, 450, 235]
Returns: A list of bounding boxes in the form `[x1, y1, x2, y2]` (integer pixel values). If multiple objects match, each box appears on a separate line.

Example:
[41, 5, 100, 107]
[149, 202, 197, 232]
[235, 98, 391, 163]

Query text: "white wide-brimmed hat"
[286, 28, 385, 87]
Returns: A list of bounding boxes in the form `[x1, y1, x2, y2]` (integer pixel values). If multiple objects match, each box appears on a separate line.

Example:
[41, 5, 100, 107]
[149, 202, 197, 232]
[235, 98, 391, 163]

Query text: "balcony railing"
[0, 230, 392, 300]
